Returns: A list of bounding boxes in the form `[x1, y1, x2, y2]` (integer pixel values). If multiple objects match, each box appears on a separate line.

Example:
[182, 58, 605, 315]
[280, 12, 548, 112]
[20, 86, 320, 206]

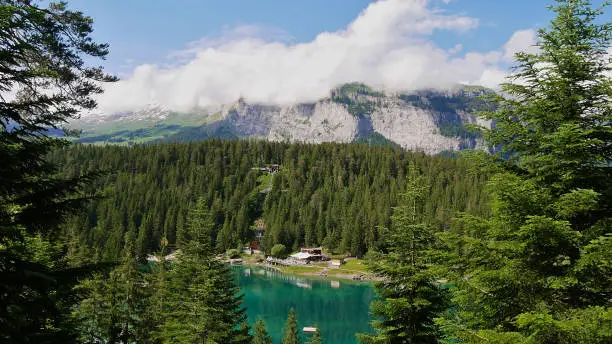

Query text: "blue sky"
[69, 0, 553, 75]
[64, 0, 607, 113]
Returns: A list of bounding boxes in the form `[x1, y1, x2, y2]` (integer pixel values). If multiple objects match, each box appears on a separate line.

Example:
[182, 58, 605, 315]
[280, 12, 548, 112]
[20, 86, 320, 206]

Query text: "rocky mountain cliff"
[74, 84, 494, 154]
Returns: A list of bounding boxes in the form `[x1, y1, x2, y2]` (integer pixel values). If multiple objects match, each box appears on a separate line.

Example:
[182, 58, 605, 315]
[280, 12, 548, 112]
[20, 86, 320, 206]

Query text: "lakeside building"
[289, 247, 327, 263]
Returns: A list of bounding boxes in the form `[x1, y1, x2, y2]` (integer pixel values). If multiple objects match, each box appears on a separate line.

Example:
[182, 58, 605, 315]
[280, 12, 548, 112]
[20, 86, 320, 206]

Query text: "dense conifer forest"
[49, 141, 490, 262]
[1, 0, 609, 343]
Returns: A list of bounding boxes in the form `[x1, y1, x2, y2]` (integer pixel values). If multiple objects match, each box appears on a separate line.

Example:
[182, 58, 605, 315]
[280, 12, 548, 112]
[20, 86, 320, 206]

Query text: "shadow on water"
[232, 266, 375, 344]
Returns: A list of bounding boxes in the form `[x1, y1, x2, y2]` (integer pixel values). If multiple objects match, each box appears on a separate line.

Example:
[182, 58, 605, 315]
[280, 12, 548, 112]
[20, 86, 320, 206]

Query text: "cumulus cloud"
[502, 29, 538, 61]
[96, 0, 534, 113]
[448, 43, 463, 54]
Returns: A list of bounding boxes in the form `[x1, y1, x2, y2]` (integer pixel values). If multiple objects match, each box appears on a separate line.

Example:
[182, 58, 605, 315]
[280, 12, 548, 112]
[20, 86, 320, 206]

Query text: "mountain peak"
[74, 85, 494, 154]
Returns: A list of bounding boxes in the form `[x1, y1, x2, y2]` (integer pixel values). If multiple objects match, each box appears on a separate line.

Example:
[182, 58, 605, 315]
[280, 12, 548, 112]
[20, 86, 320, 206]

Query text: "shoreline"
[235, 260, 377, 283]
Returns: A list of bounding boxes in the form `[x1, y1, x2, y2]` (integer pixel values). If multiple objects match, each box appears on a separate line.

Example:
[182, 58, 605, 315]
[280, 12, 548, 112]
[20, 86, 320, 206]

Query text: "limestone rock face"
[370, 99, 460, 154]
[223, 101, 277, 137]
[74, 84, 495, 154]
[217, 101, 358, 144]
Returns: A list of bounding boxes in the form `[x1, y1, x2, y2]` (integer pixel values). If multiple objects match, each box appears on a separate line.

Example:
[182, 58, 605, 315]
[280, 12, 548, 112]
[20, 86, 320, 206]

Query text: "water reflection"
[233, 266, 374, 344]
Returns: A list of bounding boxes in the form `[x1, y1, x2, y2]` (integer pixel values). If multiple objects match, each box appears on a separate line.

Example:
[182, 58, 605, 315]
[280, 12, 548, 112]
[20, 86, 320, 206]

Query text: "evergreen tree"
[308, 328, 323, 344]
[52, 140, 490, 261]
[159, 198, 249, 343]
[143, 239, 171, 344]
[358, 163, 448, 344]
[0, 0, 115, 341]
[282, 308, 301, 344]
[252, 319, 272, 344]
[235, 321, 253, 344]
[438, 1, 611, 342]
[74, 232, 150, 343]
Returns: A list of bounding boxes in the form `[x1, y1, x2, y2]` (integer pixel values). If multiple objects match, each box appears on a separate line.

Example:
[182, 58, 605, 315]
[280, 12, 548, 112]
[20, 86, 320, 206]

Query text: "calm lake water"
[232, 266, 375, 344]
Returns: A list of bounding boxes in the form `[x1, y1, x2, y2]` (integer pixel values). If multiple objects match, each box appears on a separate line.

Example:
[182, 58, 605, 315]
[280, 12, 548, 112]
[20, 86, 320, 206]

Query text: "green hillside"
[50, 140, 490, 261]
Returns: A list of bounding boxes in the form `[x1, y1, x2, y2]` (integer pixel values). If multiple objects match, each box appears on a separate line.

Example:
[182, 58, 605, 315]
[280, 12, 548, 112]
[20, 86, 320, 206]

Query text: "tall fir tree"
[308, 328, 324, 344]
[358, 163, 448, 344]
[282, 308, 301, 344]
[235, 321, 253, 344]
[74, 232, 151, 343]
[143, 238, 171, 344]
[159, 197, 249, 343]
[0, 0, 115, 341]
[437, 1, 611, 342]
[252, 319, 273, 344]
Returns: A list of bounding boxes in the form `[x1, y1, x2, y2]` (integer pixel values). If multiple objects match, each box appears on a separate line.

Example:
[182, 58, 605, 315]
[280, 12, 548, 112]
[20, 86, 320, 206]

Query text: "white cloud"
[448, 43, 463, 54]
[0, 87, 17, 103]
[96, 0, 532, 113]
[477, 69, 508, 88]
[167, 24, 295, 63]
[502, 29, 538, 61]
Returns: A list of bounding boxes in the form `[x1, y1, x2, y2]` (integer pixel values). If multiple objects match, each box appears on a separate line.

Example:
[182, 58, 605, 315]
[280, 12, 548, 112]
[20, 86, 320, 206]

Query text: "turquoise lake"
[232, 266, 375, 344]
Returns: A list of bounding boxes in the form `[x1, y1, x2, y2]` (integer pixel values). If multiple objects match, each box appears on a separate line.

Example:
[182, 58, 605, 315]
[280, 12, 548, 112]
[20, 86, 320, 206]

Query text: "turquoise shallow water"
[232, 266, 375, 344]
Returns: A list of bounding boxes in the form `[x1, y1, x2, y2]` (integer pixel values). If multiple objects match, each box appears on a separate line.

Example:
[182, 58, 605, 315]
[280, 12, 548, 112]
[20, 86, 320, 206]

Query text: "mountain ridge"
[73, 84, 495, 154]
